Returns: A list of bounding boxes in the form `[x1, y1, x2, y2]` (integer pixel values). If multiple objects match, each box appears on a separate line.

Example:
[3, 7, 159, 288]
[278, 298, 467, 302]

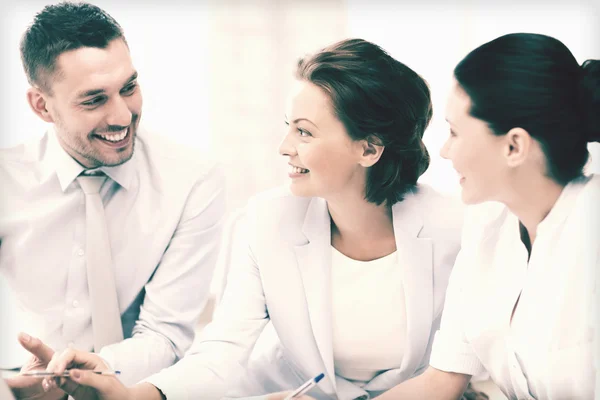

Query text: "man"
[0, 2, 225, 398]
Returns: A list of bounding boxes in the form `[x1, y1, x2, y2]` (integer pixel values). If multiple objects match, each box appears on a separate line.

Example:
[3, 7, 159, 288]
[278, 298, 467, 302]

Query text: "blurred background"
[1, 1, 599, 398]
[1, 0, 599, 212]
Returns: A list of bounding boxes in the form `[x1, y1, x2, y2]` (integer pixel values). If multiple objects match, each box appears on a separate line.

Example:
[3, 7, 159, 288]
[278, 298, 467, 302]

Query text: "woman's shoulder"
[247, 185, 312, 214]
[244, 186, 317, 236]
[569, 174, 600, 222]
[581, 173, 600, 195]
[411, 183, 464, 211]
[408, 183, 465, 232]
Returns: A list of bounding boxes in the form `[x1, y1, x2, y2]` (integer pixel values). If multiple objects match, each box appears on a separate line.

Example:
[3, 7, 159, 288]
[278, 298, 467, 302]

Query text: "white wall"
[204, 0, 348, 210]
[347, 0, 600, 195]
[0, 0, 210, 150]
[2, 0, 598, 205]
[0, 0, 347, 211]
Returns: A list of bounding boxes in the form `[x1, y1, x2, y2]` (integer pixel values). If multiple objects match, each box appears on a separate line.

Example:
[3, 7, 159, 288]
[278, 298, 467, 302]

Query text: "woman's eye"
[298, 129, 311, 137]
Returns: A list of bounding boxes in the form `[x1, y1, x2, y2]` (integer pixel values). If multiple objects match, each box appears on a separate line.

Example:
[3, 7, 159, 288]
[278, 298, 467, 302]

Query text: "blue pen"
[22, 370, 121, 377]
[284, 373, 325, 399]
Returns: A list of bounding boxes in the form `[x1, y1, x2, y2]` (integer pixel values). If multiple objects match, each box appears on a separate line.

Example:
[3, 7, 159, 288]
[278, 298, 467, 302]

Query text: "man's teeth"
[291, 166, 309, 174]
[100, 129, 128, 142]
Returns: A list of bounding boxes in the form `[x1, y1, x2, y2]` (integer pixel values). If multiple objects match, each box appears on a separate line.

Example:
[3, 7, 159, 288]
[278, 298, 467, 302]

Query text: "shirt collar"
[47, 126, 135, 192]
[101, 160, 134, 191]
[537, 175, 591, 235]
[47, 127, 85, 191]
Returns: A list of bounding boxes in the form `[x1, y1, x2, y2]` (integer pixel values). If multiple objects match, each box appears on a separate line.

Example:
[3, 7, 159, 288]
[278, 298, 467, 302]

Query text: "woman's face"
[279, 80, 367, 200]
[440, 82, 510, 205]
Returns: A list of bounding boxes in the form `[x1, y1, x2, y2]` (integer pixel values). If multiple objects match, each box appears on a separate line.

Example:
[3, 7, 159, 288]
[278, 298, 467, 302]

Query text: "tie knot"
[77, 174, 107, 194]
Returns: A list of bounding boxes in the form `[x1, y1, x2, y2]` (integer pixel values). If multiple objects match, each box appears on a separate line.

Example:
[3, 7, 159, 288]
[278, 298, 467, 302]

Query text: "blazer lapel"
[293, 197, 337, 394]
[392, 193, 433, 379]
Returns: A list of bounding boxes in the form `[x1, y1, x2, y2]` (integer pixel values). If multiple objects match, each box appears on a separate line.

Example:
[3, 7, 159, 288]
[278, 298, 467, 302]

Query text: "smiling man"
[32, 38, 141, 168]
[0, 2, 225, 399]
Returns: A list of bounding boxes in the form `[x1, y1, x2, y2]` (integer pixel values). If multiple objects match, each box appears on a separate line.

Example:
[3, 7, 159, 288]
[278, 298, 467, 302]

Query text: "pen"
[283, 372, 325, 399]
[21, 370, 121, 377]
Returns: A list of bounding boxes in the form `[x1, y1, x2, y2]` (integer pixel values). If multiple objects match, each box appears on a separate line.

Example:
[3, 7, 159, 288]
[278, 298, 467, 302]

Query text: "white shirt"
[0, 378, 15, 400]
[331, 246, 406, 386]
[430, 175, 599, 400]
[0, 127, 225, 385]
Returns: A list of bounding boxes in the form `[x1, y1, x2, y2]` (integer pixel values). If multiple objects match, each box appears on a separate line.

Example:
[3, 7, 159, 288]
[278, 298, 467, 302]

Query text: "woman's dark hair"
[454, 33, 599, 185]
[296, 38, 432, 206]
[20, 1, 125, 93]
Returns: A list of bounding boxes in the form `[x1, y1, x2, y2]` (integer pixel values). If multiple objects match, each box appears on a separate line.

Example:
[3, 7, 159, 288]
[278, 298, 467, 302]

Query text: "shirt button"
[77, 249, 85, 257]
[72, 300, 80, 308]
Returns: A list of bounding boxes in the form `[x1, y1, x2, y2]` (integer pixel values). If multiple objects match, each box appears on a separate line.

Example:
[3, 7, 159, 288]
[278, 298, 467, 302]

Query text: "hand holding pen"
[283, 373, 325, 400]
[8, 333, 133, 400]
[266, 373, 324, 400]
[22, 370, 121, 378]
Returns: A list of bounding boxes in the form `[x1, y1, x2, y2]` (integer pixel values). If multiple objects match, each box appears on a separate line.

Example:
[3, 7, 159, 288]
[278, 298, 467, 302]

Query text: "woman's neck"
[327, 191, 395, 261]
[505, 175, 565, 246]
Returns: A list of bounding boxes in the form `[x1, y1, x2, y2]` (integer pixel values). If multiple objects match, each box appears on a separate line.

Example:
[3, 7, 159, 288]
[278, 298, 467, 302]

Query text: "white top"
[430, 175, 599, 400]
[144, 185, 463, 400]
[332, 246, 406, 387]
[0, 127, 225, 385]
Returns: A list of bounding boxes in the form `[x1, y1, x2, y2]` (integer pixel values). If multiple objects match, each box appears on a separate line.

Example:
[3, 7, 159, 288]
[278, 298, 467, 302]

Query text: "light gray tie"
[77, 174, 124, 351]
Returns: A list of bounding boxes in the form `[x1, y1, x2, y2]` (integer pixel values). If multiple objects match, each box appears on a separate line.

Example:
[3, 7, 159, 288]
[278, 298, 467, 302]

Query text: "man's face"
[40, 38, 142, 168]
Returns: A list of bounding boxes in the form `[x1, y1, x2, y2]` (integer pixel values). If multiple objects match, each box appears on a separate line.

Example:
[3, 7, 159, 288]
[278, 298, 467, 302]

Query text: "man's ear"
[358, 135, 385, 167]
[26, 87, 54, 123]
[504, 127, 532, 168]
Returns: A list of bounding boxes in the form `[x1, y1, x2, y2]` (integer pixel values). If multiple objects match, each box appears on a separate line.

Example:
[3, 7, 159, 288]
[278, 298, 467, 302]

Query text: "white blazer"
[144, 184, 463, 400]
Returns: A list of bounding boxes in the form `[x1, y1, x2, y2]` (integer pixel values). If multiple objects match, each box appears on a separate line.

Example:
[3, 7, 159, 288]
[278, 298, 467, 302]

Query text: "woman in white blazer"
[29, 39, 465, 400]
[374, 33, 600, 400]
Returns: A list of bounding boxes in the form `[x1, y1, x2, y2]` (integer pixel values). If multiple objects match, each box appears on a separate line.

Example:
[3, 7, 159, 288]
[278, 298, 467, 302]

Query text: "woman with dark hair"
[22, 39, 464, 400]
[375, 33, 599, 400]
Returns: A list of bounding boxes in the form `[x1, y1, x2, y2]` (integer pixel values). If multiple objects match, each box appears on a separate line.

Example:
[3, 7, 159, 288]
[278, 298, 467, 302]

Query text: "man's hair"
[20, 2, 125, 93]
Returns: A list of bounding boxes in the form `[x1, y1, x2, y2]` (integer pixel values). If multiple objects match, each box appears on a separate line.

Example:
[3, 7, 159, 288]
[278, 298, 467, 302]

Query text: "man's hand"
[4, 332, 65, 400]
[43, 348, 134, 400]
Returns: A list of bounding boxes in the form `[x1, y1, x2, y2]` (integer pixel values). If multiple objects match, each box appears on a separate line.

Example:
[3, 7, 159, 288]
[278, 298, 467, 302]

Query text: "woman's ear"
[504, 127, 532, 168]
[358, 135, 385, 167]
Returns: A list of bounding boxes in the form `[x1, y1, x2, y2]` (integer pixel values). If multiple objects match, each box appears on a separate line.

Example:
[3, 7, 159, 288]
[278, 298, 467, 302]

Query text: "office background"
[1, 0, 599, 211]
[1, 1, 598, 398]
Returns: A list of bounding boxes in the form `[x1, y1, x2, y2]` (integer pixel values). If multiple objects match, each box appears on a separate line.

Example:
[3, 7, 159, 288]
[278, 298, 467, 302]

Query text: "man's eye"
[82, 97, 106, 106]
[121, 83, 137, 94]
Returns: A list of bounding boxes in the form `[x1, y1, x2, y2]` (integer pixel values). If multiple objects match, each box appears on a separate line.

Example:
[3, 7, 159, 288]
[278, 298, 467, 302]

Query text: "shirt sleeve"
[429, 209, 486, 377]
[98, 163, 227, 385]
[142, 203, 270, 400]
